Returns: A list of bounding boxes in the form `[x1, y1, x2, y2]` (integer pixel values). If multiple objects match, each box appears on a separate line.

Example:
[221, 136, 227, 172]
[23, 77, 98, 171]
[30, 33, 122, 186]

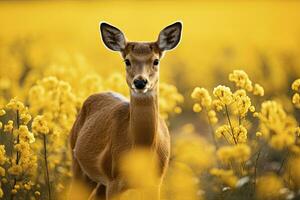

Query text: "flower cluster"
[32, 115, 49, 135]
[0, 145, 8, 177]
[256, 100, 297, 150]
[216, 144, 251, 164]
[229, 70, 264, 96]
[0, 98, 38, 198]
[159, 83, 184, 119]
[191, 87, 218, 124]
[229, 70, 253, 92]
[215, 124, 248, 144]
[213, 85, 233, 105]
[292, 78, 300, 108]
[256, 174, 284, 200]
[190, 70, 300, 199]
[210, 168, 238, 188]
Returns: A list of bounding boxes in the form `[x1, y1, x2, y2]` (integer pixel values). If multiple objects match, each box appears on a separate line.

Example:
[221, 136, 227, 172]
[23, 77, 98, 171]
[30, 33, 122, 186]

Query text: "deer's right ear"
[100, 22, 126, 51]
[157, 22, 182, 51]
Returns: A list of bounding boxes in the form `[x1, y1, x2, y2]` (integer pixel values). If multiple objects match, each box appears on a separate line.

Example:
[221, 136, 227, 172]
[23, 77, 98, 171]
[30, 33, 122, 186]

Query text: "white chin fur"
[133, 88, 149, 94]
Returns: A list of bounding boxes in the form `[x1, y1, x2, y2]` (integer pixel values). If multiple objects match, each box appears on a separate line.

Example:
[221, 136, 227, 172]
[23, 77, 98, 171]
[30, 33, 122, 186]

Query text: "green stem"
[43, 134, 51, 200]
[225, 105, 238, 144]
[204, 108, 218, 149]
[11, 110, 20, 200]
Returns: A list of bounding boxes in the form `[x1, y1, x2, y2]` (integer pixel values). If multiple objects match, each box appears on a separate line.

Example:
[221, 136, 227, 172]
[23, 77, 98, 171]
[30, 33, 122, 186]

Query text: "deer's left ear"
[100, 22, 126, 51]
[157, 22, 182, 51]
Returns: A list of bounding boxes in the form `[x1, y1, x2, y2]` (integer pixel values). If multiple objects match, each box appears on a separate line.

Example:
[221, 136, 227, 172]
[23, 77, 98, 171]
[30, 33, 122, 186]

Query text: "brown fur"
[70, 22, 181, 200]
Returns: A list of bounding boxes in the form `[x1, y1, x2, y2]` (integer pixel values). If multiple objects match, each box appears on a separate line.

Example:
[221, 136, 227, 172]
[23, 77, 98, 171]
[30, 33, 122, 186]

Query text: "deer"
[69, 21, 182, 200]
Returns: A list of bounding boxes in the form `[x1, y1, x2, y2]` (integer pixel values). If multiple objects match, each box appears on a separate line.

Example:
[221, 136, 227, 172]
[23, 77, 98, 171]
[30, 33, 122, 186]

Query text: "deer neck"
[129, 86, 159, 147]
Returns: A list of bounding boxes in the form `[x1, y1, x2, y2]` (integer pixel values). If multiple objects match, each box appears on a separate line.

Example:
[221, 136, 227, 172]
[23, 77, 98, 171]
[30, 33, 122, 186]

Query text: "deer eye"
[153, 59, 159, 66]
[124, 59, 131, 67]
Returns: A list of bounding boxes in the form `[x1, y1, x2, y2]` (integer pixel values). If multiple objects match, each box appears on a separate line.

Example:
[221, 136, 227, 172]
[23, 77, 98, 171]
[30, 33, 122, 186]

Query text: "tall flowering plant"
[191, 70, 300, 199]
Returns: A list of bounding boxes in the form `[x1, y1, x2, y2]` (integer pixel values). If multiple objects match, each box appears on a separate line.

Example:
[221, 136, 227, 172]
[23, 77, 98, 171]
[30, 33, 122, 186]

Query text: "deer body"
[70, 22, 182, 200]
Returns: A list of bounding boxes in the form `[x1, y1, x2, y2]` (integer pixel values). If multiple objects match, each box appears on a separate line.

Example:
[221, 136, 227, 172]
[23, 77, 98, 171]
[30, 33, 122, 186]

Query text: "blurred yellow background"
[1, 0, 300, 92]
[1, 1, 300, 200]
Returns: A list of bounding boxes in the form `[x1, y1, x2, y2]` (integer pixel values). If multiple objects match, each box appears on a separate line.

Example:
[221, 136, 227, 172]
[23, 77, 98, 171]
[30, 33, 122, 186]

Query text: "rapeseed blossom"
[4, 120, 13, 133]
[191, 87, 212, 109]
[32, 115, 49, 135]
[291, 78, 300, 92]
[256, 101, 297, 150]
[210, 168, 238, 188]
[216, 144, 251, 164]
[256, 174, 284, 200]
[229, 70, 253, 92]
[213, 85, 233, 105]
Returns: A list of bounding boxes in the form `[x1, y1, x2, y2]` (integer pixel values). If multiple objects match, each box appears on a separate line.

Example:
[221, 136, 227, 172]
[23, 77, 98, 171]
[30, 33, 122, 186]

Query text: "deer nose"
[133, 78, 148, 89]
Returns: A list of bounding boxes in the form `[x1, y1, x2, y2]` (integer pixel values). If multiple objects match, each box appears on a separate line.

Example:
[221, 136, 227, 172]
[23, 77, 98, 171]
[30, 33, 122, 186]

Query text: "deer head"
[100, 22, 182, 94]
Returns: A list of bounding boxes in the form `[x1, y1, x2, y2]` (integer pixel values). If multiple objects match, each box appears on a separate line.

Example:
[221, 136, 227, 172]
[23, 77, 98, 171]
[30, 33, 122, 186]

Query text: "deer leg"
[69, 157, 97, 200]
[88, 183, 106, 200]
[106, 179, 127, 200]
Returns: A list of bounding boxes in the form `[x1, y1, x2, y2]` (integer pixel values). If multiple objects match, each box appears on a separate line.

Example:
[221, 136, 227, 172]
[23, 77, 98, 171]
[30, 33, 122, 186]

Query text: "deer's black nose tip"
[133, 78, 148, 89]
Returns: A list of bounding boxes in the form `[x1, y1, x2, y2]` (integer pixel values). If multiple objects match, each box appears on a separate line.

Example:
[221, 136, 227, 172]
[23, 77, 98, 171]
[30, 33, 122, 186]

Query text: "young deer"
[69, 21, 182, 200]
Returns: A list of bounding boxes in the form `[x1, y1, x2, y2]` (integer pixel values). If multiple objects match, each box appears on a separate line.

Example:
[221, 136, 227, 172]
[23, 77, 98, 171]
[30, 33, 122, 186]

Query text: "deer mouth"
[131, 85, 150, 94]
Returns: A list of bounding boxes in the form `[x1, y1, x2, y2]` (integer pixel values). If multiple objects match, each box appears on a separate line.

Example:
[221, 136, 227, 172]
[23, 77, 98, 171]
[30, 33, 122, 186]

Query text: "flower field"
[0, 1, 300, 200]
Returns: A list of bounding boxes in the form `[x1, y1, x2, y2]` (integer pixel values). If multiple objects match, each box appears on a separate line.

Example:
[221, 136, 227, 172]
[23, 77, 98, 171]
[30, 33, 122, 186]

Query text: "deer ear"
[157, 22, 182, 51]
[100, 22, 126, 51]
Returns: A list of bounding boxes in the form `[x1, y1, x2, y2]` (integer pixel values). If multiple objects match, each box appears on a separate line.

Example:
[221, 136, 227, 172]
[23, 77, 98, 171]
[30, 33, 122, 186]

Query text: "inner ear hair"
[100, 22, 126, 51]
[157, 21, 182, 51]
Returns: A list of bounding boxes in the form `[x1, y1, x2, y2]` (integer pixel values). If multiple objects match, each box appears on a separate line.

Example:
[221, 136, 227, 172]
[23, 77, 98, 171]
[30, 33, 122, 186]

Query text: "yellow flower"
[0, 145, 8, 165]
[287, 157, 300, 189]
[249, 106, 255, 112]
[11, 189, 17, 194]
[165, 162, 199, 200]
[257, 101, 297, 150]
[159, 83, 184, 119]
[253, 83, 264, 96]
[18, 125, 35, 143]
[0, 188, 3, 198]
[233, 89, 252, 116]
[256, 174, 283, 200]
[215, 125, 231, 139]
[34, 191, 41, 196]
[8, 165, 22, 176]
[120, 148, 159, 188]
[174, 106, 182, 114]
[291, 78, 300, 92]
[173, 130, 216, 173]
[4, 120, 13, 133]
[0, 109, 5, 116]
[210, 168, 238, 188]
[256, 131, 262, 137]
[208, 110, 218, 124]
[292, 93, 300, 108]
[215, 125, 247, 144]
[193, 103, 202, 113]
[213, 85, 233, 105]
[6, 98, 25, 112]
[212, 99, 224, 111]
[228, 70, 253, 92]
[24, 182, 32, 190]
[191, 87, 212, 108]
[0, 166, 5, 176]
[0, 122, 2, 129]
[20, 113, 32, 125]
[233, 125, 248, 143]
[216, 144, 250, 164]
[296, 127, 300, 137]
[41, 76, 59, 90]
[270, 133, 294, 150]
[14, 184, 20, 190]
[32, 115, 49, 135]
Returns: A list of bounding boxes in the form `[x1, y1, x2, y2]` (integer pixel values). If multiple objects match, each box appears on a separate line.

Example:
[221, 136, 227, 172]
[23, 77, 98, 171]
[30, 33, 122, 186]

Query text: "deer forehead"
[123, 42, 161, 61]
